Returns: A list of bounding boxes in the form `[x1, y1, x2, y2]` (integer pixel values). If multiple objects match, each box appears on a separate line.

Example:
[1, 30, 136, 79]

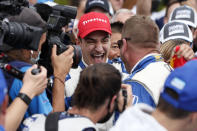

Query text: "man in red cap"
[53, 12, 128, 106]
[77, 12, 112, 65]
[51, 12, 129, 130]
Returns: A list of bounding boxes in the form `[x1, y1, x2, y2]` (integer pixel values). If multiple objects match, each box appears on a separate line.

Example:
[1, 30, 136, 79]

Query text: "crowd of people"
[1, 0, 197, 131]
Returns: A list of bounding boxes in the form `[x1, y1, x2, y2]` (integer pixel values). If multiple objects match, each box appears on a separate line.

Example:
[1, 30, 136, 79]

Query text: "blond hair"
[160, 39, 185, 62]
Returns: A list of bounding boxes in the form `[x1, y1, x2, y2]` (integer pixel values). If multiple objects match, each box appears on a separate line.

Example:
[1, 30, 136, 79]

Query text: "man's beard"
[97, 109, 114, 123]
[97, 99, 114, 124]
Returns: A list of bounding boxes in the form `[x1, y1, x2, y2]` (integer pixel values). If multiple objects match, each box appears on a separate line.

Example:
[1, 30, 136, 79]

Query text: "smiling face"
[79, 30, 111, 65]
[109, 32, 121, 60]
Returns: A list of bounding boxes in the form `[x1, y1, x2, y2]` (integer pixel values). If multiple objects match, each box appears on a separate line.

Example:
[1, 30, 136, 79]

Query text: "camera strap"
[45, 112, 61, 131]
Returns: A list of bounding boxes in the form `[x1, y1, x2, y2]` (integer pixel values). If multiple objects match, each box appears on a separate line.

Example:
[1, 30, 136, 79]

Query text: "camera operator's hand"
[51, 45, 74, 112]
[19, 65, 48, 99]
[51, 45, 74, 79]
[5, 65, 47, 131]
[117, 84, 133, 112]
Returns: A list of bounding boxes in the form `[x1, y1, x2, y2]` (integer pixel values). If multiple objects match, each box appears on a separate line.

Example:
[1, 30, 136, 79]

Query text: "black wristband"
[17, 93, 32, 105]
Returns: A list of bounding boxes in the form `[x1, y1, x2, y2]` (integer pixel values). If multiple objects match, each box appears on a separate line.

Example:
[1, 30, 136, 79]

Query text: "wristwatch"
[17, 93, 32, 105]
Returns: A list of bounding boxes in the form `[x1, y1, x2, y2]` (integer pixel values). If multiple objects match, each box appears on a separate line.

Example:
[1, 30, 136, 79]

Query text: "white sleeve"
[22, 114, 46, 131]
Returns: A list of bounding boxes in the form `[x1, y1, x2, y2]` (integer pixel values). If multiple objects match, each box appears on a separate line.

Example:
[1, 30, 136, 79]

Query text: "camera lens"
[3, 22, 32, 48]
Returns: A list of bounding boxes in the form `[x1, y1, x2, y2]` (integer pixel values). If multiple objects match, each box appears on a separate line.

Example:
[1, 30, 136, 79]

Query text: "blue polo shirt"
[9, 66, 52, 119]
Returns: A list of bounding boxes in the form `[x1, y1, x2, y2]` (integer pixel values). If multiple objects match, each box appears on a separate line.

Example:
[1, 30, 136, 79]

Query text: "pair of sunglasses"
[117, 38, 131, 48]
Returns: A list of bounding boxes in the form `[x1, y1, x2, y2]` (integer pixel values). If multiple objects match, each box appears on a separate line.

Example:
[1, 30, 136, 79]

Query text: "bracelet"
[54, 76, 65, 85]
[17, 93, 32, 105]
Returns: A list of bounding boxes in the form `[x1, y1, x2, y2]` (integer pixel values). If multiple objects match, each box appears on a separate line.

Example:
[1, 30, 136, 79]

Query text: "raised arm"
[5, 65, 47, 131]
[51, 45, 74, 112]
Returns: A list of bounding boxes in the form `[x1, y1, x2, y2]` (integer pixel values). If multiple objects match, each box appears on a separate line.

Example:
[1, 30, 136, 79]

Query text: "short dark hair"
[122, 15, 159, 48]
[72, 63, 121, 111]
[157, 88, 191, 119]
[111, 22, 124, 34]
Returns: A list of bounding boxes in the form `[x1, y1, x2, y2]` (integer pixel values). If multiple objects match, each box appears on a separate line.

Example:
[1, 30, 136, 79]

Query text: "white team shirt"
[65, 58, 128, 97]
[110, 104, 167, 131]
[22, 112, 98, 131]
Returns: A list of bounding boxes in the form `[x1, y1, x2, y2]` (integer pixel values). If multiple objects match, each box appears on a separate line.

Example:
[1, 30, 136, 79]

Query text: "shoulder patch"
[154, 55, 163, 61]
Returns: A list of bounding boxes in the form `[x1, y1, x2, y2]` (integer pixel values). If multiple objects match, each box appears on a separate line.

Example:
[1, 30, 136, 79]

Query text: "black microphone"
[0, 63, 24, 80]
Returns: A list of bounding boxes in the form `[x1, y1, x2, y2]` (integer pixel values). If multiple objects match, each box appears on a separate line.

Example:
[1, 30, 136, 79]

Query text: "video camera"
[0, 0, 82, 80]
[0, 0, 29, 18]
[0, 20, 44, 51]
[39, 4, 82, 77]
[0, 0, 44, 51]
[0, 0, 45, 81]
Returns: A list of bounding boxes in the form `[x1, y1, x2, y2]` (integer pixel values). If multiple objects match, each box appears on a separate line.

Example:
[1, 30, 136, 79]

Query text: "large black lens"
[1, 21, 43, 50]
[3, 22, 32, 48]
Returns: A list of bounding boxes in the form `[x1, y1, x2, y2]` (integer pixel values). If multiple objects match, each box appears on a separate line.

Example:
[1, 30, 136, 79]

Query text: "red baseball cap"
[78, 12, 111, 38]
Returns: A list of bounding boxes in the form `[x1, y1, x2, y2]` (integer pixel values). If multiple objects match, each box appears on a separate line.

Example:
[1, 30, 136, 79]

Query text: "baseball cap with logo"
[161, 60, 197, 111]
[169, 5, 197, 28]
[85, 0, 109, 14]
[160, 21, 193, 44]
[78, 12, 111, 38]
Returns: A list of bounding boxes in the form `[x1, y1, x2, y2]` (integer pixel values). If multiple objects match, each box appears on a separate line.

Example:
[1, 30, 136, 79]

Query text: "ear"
[109, 95, 117, 113]
[156, 42, 161, 50]
[121, 38, 128, 53]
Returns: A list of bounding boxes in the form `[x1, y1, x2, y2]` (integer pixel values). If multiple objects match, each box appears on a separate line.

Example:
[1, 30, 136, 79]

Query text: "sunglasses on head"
[117, 38, 131, 48]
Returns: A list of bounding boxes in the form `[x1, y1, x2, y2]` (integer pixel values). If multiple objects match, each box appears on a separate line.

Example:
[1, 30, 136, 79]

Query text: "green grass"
[54, 0, 69, 5]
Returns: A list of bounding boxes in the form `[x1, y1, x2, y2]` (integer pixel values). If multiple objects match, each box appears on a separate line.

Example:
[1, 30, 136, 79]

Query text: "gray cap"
[169, 5, 197, 28]
[160, 21, 193, 43]
[85, 0, 110, 14]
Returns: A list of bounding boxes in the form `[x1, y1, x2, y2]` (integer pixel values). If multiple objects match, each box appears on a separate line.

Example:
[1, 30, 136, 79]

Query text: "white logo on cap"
[168, 25, 184, 35]
[83, 18, 107, 25]
[175, 10, 191, 19]
[89, 0, 104, 5]
[171, 77, 185, 90]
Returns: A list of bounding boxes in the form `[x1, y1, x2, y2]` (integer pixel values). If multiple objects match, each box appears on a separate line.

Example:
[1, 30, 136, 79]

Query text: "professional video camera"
[38, 4, 82, 77]
[0, 0, 29, 18]
[0, 0, 45, 81]
[0, 20, 44, 51]
[0, 0, 44, 51]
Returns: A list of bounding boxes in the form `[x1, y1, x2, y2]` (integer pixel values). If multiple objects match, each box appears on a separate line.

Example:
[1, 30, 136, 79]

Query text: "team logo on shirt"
[132, 95, 139, 105]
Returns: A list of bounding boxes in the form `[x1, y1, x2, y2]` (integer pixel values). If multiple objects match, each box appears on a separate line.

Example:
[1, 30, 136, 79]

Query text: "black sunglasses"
[117, 38, 131, 48]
